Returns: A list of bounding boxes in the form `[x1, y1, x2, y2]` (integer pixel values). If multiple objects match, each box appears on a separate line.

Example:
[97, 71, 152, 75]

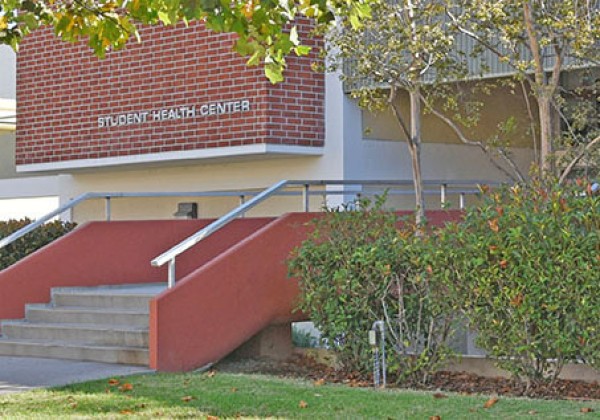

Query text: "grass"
[0, 372, 597, 419]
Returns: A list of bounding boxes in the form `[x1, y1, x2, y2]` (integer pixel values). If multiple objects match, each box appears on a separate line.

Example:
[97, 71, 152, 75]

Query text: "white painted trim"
[0, 99, 16, 110]
[0, 175, 60, 199]
[17, 144, 324, 173]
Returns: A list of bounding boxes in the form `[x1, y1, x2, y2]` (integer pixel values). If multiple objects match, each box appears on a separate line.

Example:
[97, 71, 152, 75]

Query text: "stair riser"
[52, 294, 153, 310]
[25, 308, 149, 327]
[1, 325, 148, 347]
[0, 342, 148, 365]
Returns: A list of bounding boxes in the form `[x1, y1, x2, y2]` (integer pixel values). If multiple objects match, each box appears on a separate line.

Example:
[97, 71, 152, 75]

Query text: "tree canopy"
[0, 0, 372, 82]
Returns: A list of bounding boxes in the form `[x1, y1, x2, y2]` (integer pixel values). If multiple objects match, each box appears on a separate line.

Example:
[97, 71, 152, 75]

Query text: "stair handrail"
[150, 179, 502, 288]
[0, 187, 294, 252]
[0, 192, 92, 249]
[0, 179, 497, 287]
[151, 179, 290, 287]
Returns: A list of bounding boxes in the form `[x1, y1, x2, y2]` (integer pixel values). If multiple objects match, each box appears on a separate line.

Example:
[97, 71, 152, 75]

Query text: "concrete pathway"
[0, 356, 153, 394]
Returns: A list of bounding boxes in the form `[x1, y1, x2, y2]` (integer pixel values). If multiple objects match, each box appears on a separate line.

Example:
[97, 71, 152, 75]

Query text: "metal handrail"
[0, 192, 91, 249]
[150, 179, 500, 287]
[151, 180, 288, 287]
[0, 188, 294, 250]
[0, 179, 498, 287]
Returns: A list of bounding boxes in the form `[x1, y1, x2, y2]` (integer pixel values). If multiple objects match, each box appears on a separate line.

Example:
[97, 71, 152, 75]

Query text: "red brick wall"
[16, 22, 324, 166]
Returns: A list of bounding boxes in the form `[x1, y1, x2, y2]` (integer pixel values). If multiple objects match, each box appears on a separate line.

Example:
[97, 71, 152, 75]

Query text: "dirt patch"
[216, 354, 600, 401]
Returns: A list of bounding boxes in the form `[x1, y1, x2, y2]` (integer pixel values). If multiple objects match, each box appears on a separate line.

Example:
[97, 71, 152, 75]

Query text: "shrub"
[291, 324, 319, 348]
[288, 198, 454, 385]
[433, 178, 599, 385]
[0, 218, 77, 270]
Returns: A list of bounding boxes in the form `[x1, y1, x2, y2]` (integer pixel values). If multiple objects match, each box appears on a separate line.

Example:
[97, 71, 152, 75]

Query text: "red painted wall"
[0, 210, 462, 368]
[16, 22, 324, 166]
[149, 210, 463, 371]
[0, 218, 271, 327]
[150, 213, 315, 371]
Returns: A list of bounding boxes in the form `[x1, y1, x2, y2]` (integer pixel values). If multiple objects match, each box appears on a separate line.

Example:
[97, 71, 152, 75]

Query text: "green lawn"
[0, 372, 597, 419]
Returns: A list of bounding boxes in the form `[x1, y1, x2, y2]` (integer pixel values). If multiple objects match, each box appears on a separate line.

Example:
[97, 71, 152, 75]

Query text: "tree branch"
[419, 93, 525, 182]
[388, 87, 413, 143]
[445, 8, 537, 87]
[523, 1, 545, 89]
[519, 80, 539, 165]
[558, 135, 600, 184]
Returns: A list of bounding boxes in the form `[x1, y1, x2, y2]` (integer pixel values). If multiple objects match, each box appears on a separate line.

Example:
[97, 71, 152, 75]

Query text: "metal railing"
[0, 190, 277, 249]
[0, 179, 498, 287]
[149, 179, 498, 287]
[0, 114, 16, 128]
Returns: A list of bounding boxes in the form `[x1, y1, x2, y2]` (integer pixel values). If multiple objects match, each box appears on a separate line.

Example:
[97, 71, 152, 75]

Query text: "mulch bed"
[216, 354, 600, 401]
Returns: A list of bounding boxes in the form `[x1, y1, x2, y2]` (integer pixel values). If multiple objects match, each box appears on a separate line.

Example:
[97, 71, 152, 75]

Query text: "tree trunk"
[408, 89, 426, 227]
[538, 93, 554, 172]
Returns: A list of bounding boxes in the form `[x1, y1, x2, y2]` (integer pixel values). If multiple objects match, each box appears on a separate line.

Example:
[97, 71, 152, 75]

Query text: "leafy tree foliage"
[0, 0, 371, 83]
[451, 0, 600, 174]
[327, 1, 530, 225]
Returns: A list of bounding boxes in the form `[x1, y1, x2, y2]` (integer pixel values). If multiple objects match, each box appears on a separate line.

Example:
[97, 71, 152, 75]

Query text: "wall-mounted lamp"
[173, 202, 198, 219]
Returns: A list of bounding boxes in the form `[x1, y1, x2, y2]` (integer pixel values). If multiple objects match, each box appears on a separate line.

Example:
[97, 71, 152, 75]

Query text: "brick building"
[2, 22, 537, 221]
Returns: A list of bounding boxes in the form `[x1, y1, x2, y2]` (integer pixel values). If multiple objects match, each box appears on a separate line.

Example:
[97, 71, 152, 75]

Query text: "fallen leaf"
[580, 407, 594, 413]
[430, 416, 441, 420]
[528, 410, 537, 415]
[483, 397, 499, 409]
[108, 378, 120, 386]
[181, 395, 195, 402]
[207, 370, 217, 378]
[69, 402, 78, 409]
[230, 387, 238, 393]
[120, 409, 134, 415]
[433, 393, 447, 399]
[299, 400, 308, 409]
[119, 383, 134, 392]
[510, 293, 523, 306]
[314, 378, 325, 387]
[206, 416, 219, 420]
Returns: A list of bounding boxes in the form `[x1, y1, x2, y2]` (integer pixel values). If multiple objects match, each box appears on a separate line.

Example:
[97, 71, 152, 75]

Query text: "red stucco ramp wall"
[0, 218, 272, 327]
[149, 210, 463, 372]
[149, 213, 316, 371]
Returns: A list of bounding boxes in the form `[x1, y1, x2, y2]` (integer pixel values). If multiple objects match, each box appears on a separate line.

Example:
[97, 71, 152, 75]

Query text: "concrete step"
[0, 338, 148, 365]
[0, 283, 164, 366]
[25, 305, 149, 327]
[0, 321, 148, 347]
[51, 284, 166, 311]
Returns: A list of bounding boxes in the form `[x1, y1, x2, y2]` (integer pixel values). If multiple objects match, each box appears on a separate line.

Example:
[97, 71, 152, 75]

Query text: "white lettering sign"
[97, 100, 251, 128]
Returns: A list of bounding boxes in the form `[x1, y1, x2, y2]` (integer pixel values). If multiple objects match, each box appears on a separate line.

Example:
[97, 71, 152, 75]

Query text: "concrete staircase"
[0, 283, 166, 365]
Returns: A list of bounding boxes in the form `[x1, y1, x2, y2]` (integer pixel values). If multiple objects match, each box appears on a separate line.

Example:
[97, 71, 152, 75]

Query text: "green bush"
[0, 218, 77, 270]
[291, 325, 319, 348]
[433, 178, 599, 385]
[288, 198, 454, 385]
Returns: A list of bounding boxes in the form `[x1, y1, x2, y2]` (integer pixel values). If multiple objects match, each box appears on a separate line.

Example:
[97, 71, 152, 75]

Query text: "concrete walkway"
[0, 356, 153, 394]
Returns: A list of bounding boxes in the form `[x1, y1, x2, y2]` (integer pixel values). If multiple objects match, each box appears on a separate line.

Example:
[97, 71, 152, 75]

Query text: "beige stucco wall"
[0, 131, 16, 179]
[64, 156, 337, 223]
[363, 81, 538, 149]
[0, 46, 16, 100]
